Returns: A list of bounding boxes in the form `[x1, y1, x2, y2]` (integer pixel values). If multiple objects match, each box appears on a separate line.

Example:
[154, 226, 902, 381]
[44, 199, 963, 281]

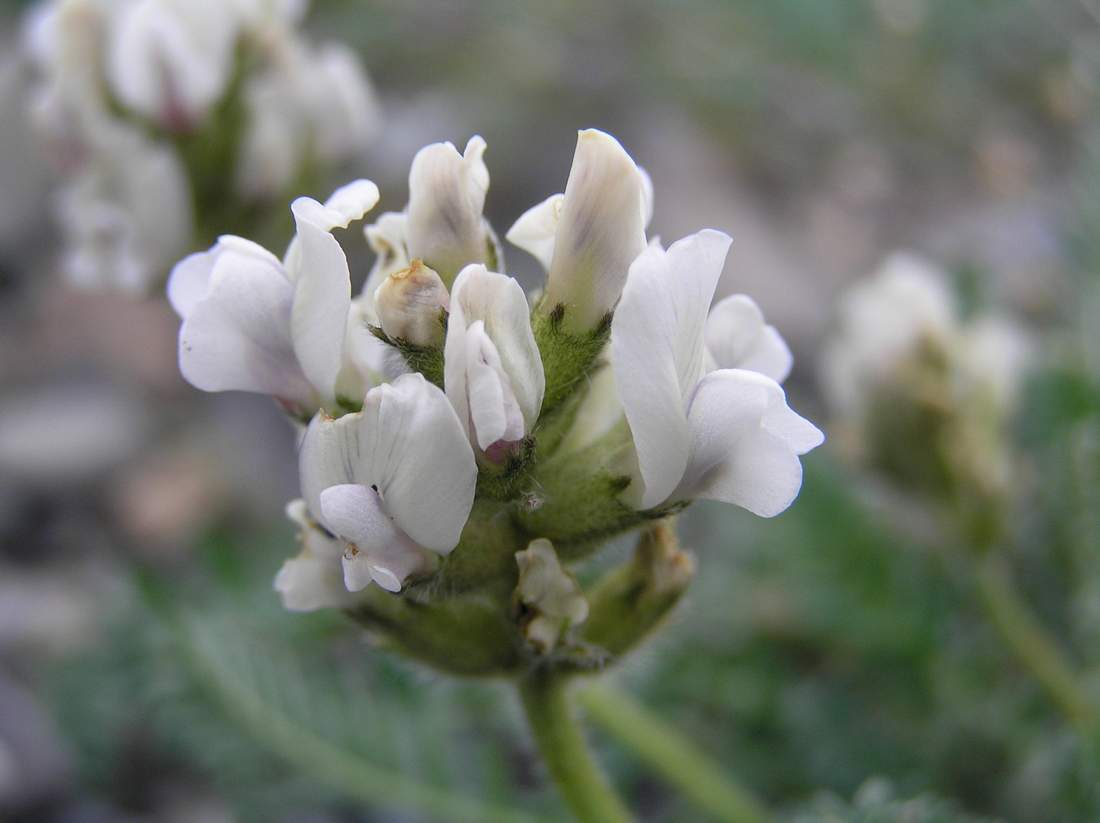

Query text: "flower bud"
[515, 539, 589, 654]
[406, 136, 490, 285]
[374, 259, 449, 347]
[541, 129, 647, 332]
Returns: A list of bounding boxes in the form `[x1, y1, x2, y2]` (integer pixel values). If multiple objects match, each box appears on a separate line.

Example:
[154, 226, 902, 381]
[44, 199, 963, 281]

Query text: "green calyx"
[532, 303, 612, 415]
[369, 317, 447, 389]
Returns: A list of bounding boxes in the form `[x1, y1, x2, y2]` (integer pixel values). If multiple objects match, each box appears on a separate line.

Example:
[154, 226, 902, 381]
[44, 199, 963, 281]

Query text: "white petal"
[611, 230, 732, 508]
[290, 196, 352, 404]
[705, 294, 793, 382]
[362, 211, 410, 311]
[108, 0, 237, 127]
[319, 484, 428, 593]
[406, 135, 489, 282]
[505, 193, 563, 272]
[445, 265, 544, 445]
[168, 235, 281, 317]
[178, 244, 314, 406]
[462, 322, 526, 450]
[638, 165, 655, 229]
[321, 178, 380, 229]
[679, 369, 821, 517]
[277, 498, 355, 612]
[167, 250, 215, 318]
[298, 373, 476, 553]
[543, 129, 648, 331]
[275, 552, 353, 611]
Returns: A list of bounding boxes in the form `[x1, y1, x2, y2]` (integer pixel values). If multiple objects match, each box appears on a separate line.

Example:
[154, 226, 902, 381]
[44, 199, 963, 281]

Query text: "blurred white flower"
[168, 180, 381, 414]
[237, 38, 379, 197]
[611, 230, 823, 514]
[107, 0, 242, 131]
[821, 252, 955, 418]
[297, 373, 477, 593]
[58, 120, 192, 293]
[22, 0, 379, 292]
[444, 264, 545, 460]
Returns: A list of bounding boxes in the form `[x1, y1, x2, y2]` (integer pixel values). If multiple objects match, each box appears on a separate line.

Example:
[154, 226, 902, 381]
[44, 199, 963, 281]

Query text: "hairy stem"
[975, 552, 1098, 736]
[578, 685, 774, 823]
[518, 670, 634, 823]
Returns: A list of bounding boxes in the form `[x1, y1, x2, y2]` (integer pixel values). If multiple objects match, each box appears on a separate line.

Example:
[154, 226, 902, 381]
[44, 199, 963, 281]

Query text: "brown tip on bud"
[375, 259, 450, 348]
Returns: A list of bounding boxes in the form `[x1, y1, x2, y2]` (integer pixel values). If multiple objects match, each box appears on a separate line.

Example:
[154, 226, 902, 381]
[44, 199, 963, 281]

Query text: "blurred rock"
[0, 671, 71, 815]
[0, 383, 147, 488]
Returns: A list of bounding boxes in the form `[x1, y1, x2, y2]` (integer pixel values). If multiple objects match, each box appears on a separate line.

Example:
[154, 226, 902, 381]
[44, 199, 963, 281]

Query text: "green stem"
[579, 685, 774, 823]
[975, 553, 1098, 736]
[178, 615, 549, 823]
[518, 670, 635, 823]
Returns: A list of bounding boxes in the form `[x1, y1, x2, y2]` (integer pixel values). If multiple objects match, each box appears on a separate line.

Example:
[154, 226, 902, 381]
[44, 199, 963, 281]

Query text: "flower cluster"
[822, 253, 1031, 532]
[170, 129, 822, 665]
[22, 0, 377, 292]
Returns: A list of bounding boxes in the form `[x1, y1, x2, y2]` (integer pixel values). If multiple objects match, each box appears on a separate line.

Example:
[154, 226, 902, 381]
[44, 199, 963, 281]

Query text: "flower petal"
[319, 484, 428, 592]
[290, 196, 352, 404]
[445, 264, 544, 446]
[679, 369, 821, 517]
[299, 373, 476, 553]
[611, 230, 732, 508]
[178, 244, 314, 406]
[705, 294, 793, 382]
[406, 135, 489, 283]
[543, 129, 648, 331]
[505, 193, 563, 272]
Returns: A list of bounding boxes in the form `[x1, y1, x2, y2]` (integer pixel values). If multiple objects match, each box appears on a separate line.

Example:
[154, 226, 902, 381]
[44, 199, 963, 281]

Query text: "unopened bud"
[375, 259, 449, 347]
[515, 538, 588, 654]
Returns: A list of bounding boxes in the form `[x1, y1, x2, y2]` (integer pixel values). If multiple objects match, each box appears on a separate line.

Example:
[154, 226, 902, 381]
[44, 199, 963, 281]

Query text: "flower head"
[170, 131, 823, 647]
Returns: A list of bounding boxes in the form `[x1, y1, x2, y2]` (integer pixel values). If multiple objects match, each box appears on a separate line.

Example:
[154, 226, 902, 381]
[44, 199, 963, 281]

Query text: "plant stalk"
[579, 685, 775, 823]
[518, 670, 634, 823]
[975, 552, 1098, 736]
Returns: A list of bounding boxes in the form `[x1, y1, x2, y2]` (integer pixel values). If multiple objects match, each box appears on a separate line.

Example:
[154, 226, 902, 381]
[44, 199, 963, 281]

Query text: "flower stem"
[518, 670, 635, 823]
[578, 685, 775, 823]
[975, 552, 1098, 736]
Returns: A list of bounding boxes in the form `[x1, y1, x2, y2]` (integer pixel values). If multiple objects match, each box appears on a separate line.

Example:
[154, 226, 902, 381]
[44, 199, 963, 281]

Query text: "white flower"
[168, 180, 380, 413]
[405, 136, 491, 283]
[611, 230, 823, 515]
[509, 130, 648, 332]
[236, 37, 379, 197]
[444, 264, 545, 459]
[298, 373, 477, 593]
[276, 499, 360, 612]
[58, 120, 192, 293]
[107, 0, 242, 130]
[821, 252, 955, 418]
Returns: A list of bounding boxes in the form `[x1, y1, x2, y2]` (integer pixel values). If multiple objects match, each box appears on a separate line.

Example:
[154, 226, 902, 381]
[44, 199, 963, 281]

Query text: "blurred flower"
[21, 0, 379, 293]
[822, 251, 1032, 522]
